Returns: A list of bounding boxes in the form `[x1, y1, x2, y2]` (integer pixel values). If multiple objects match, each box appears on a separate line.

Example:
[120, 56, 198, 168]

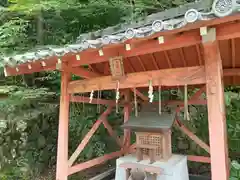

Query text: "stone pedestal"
[115, 154, 189, 180]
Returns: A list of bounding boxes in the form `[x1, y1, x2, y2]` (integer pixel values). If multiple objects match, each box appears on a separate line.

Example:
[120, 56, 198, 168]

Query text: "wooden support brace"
[202, 27, 229, 180]
[101, 117, 123, 147]
[68, 106, 112, 167]
[175, 120, 210, 153]
[191, 85, 206, 99]
[131, 88, 148, 101]
[68, 150, 124, 175]
[173, 86, 209, 154]
[187, 155, 211, 163]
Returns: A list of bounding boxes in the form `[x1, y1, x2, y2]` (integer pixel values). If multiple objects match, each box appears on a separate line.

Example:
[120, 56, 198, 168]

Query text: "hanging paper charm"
[148, 80, 154, 103]
[116, 81, 120, 113]
[89, 90, 94, 103]
[158, 85, 162, 115]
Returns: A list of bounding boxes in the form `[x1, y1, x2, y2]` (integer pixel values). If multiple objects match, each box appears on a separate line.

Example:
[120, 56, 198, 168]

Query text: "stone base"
[115, 154, 189, 180]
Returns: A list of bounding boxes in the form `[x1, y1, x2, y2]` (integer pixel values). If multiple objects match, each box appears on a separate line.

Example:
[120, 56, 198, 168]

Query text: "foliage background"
[0, 0, 240, 179]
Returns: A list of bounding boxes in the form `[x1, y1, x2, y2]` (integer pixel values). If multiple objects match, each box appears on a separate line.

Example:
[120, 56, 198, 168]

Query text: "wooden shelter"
[3, 0, 240, 179]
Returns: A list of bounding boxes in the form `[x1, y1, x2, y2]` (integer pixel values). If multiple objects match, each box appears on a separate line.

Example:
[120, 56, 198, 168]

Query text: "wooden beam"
[68, 67, 100, 78]
[101, 117, 123, 147]
[68, 119, 102, 167]
[223, 68, 240, 76]
[6, 20, 240, 77]
[131, 88, 148, 101]
[190, 85, 206, 99]
[202, 28, 229, 180]
[71, 96, 116, 106]
[69, 21, 240, 67]
[56, 63, 70, 180]
[187, 155, 211, 163]
[68, 107, 112, 167]
[68, 66, 206, 93]
[175, 120, 210, 153]
[68, 150, 124, 175]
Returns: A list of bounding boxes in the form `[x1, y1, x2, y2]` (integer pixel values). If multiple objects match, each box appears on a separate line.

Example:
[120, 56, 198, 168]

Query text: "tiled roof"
[1, 0, 239, 67]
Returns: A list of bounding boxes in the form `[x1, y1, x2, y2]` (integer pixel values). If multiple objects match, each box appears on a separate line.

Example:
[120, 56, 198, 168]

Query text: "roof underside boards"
[94, 38, 240, 86]
[3, 0, 240, 86]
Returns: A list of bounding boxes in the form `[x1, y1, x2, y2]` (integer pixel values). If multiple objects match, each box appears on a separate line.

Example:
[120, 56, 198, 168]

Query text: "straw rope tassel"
[97, 89, 100, 113]
[81, 93, 85, 114]
[184, 84, 190, 121]
[134, 87, 138, 117]
[99, 90, 102, 113]
[148, 80, 154, 103]
[159, 85, 162, 115]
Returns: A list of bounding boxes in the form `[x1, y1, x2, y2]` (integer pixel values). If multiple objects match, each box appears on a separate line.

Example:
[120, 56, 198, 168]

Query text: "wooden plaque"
[109, 56, 125, 79]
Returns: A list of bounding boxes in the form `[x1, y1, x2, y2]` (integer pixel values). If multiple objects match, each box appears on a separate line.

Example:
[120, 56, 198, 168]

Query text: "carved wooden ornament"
[109, 56, 125, 80]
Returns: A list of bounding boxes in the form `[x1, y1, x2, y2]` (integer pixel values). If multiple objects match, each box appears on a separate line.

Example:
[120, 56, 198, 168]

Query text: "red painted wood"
[101, 117, 123, 147]
[223, 68, 240, 76]
[175, 120, 210, 153]
[187, 155, 211, 163]
[68, 66, 206, 93]
[5, 20, 240, 77]
[71, 96, 117, 106]
[68, 106, 112, 167]
[68, 150, 124, 175]
[56, 63, 71, 180]
[131, 88, 148, 101]
[68, 67, 100, 78]
[203, 30, 229, 180]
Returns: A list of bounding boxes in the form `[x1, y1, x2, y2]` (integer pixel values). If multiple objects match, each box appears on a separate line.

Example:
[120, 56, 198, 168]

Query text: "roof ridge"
[2, 0, 239, 68]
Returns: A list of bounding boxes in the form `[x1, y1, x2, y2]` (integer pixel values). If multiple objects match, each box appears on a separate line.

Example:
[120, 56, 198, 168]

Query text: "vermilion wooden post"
[202, 28, 229, 180]
[123, 90, 131, 148]
[56, 63, 71, 180]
